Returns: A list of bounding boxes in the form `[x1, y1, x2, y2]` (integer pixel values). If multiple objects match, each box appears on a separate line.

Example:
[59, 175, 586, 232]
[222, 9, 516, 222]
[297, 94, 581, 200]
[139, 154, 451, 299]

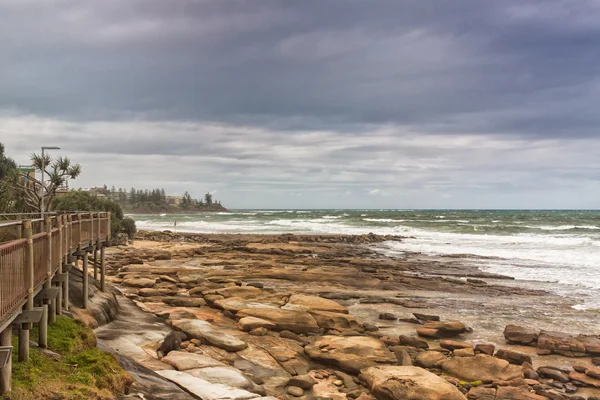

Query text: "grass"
[1, 316, 132, 400]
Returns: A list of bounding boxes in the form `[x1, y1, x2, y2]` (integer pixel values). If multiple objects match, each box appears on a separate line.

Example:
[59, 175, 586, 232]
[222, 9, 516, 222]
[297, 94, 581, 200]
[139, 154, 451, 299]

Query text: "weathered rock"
[309, 310, 363, 332]
[237, 308, 319, 334]
[378, 313, 397, 321]
[466, 386, 496, 400]
[413, 313, 440, 322]
[171, 319, 248, 352]
[156, 370, 260, 400]
[139, 288, 178, 297]
[288, 375, 316, 389]
[475, 344, 495, 356]
[417, 321, 468, 338]
[441, 354, 524, 382]
[238, 317, 277, 332]
[536, 330, 598, 357]
[398, 335, 429, 349]
[305, 336, 397, 374]
[185, 366, 261, 392]
[288, 294, 348, 314]
[453, 348, 475, 357]
[569, 371, 600, 387]
[163, 297, 207, 308]
[162, 351, 226, 371]
[123, 277, 158, 288]
[495, 349, 532, 365]
[214, 298, 281, 313]
[287, 386, 304, 397]
[245, 334, 311, 376]
[538, 367, 569, 383]
[415, 351, 445, 368]
[440, 340, 474, 350]
[249, 327, 268, 336]
[503, 325, 539, 345]
[360, 366, 466, 400]
[495, 387, 546, 400]
[207, 286, 263, 299]
[586, 365, 600, 380]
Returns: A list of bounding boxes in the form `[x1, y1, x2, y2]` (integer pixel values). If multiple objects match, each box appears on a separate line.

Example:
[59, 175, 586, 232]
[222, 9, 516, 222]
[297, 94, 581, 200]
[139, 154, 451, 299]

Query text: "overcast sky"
[1, 1, 599, 209]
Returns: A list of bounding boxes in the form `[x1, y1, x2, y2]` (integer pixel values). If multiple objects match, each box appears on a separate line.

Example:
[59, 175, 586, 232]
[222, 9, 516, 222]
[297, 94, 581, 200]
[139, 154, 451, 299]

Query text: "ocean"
[132, 209, 600, 310]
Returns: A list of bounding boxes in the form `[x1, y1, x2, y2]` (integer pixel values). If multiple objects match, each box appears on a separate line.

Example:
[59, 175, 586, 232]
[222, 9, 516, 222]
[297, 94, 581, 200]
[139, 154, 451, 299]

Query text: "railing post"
[107, 212, 112, 241]
[56, 215, 63, 316]
[82, 251, 89, 309]
[19, 220, 33, 362]
[0, 326, 12, 395]
[100, 244, 106, 292]
[45, 217, 55, 326]
[63, 215, 71, 311]
[92, 213, 98, 281]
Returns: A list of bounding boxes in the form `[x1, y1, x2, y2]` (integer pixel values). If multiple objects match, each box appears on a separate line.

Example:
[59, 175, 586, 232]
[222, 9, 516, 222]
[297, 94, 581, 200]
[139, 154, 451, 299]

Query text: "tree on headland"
[10, 152, 81, 212]
[204, 192, 213, 206]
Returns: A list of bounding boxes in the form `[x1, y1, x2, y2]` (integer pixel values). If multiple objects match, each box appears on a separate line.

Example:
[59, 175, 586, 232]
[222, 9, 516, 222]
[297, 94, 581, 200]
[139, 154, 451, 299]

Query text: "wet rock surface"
[98, 232, 600, 400]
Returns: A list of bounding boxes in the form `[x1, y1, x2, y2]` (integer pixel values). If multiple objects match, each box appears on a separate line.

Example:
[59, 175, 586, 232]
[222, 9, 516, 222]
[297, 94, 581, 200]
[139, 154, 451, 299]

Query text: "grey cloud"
[2, 1, 600, 137]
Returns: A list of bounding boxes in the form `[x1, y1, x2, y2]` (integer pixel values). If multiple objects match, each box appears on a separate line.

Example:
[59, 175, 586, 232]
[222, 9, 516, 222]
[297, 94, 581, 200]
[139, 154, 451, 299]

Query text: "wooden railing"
[0, 212, 111, 328]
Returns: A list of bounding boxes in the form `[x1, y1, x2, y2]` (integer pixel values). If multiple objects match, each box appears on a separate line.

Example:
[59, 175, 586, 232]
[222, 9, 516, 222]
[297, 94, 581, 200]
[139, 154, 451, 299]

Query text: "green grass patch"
[1, 316, 132, 400]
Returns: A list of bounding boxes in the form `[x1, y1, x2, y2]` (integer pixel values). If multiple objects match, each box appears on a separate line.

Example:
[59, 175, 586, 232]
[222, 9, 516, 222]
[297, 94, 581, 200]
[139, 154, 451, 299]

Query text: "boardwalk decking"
[0, 212, 110, 395]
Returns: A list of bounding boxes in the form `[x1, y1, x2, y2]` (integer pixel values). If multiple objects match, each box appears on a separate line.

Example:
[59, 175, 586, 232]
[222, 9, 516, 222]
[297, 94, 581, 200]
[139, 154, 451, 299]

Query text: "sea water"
[132, 209, 600, 310]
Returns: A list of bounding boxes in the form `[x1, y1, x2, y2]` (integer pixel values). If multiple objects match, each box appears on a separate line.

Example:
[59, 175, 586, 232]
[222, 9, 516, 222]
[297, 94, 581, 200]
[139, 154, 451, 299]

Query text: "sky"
[1, 0, 599, 209]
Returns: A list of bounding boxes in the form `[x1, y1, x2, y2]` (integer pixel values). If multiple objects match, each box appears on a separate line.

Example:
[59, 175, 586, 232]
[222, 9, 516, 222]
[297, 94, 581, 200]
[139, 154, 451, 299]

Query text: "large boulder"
[360, 366, 466, 400]
[162, 351, 226, 371]
[122, 277, 157, 288]
[441, 354, 523, 382]
[504, 325, 539, 346]
[536, 330, 598, 357]
[237, 308, 319, 334]
[308, 310, 363, 332]
[171, 319, 248, 352]
[287, 294, 348, 314]
[156, 370, 260, 400]
[238, 317, 277, 332]
[206, 286, 263, 299]
[417, 321, 468, 338]
[215, 298, 280, 313]
[305, 336, 397, 374]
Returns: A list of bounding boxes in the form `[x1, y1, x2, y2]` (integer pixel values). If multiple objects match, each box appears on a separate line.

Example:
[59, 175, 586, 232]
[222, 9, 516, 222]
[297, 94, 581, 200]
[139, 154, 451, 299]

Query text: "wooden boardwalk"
[0, 212, 111, 395]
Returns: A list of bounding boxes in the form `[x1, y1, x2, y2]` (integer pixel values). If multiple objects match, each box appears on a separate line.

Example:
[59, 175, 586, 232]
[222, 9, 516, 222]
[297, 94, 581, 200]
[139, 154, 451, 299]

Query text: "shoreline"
[95, 230, 600, 399]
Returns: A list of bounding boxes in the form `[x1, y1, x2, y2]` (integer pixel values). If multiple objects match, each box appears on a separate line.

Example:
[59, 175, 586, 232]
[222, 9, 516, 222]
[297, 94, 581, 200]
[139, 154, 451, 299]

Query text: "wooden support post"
[93, 245, 98, 281]
[39, 305, 48, 349]
[0, 326, 12, 395]
[18, 325, 28, 363]
[82, 252, 89, 309]
[100, 245, 106, 292]
[20, 220, 33, 362]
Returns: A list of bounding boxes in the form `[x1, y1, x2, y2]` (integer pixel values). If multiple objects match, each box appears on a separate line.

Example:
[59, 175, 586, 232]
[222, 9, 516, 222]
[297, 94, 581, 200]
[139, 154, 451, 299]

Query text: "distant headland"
[79, 185, 227, 214]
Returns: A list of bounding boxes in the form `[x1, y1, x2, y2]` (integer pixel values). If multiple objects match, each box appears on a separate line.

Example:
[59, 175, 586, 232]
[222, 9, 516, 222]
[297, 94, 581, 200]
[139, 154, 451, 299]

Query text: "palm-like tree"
[11, 153, 81, 212]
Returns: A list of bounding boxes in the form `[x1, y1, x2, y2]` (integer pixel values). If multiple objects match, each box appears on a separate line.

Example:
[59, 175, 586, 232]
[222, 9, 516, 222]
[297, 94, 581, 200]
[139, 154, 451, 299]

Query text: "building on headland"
[79, 187, 109, 199]
[166, 195, 184, 205]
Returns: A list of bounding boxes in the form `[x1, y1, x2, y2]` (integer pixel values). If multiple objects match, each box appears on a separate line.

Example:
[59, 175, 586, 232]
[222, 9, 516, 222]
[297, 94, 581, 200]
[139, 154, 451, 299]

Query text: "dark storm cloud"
[1, 0, 600, 136]
[2, 1, 600, 209]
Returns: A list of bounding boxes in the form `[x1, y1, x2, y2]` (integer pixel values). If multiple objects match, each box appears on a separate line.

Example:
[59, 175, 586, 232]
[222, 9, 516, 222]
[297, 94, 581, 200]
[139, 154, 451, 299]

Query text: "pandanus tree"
[11, 153, 81, 212]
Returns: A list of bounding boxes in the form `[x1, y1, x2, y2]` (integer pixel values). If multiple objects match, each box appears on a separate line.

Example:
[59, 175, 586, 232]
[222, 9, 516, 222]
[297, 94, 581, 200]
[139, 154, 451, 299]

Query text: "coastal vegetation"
[2, 316, 132, 400]
[0, 142, 136, 241]
[103, 186, 226, 213]
[52, 191, 136, 239]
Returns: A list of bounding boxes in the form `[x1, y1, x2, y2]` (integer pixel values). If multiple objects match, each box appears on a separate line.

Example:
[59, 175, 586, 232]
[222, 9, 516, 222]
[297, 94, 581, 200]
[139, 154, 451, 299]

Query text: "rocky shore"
[99, 231, 600, 400]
